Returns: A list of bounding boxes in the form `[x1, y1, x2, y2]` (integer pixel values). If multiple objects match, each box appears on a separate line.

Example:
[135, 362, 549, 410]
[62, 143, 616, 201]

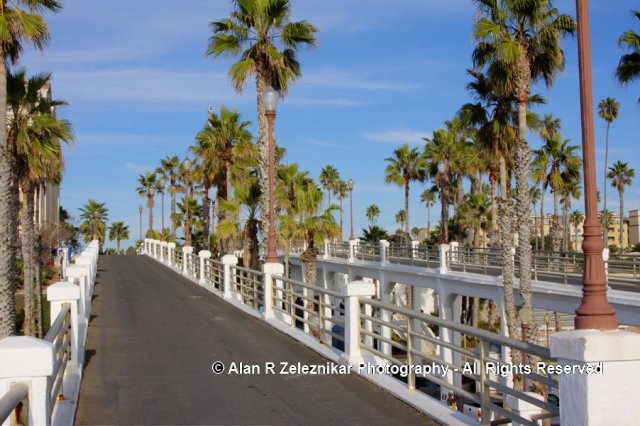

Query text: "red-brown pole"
[574, 0, 617, 329]
[349, 184, 355, 241]
[161, 190, 165, 242]
[265, 110, 279, 263]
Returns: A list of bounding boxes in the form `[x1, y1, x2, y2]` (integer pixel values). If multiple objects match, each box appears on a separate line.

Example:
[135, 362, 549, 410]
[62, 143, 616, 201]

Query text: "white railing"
[0, 240, 99, 426]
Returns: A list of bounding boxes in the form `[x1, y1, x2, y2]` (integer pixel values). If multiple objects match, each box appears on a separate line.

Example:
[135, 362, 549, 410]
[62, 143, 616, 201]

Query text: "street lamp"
[437, 162, 448, 244]
[263, 86, 279, 264]
[348, 179, 355, 241]
[158, 177, 166, 242]
[574, 0, 617, 329]
[138, 205, 143, 241]
[182, 159, 192, 247]
[518, 306, 532, 392]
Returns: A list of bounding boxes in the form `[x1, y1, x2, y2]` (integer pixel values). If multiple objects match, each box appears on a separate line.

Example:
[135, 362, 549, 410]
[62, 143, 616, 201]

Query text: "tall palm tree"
[395, 210, 407, 230]
[9, 69, 72, 336]
[319, 165, 340, 209]
[335, 180, 348, 240]
[608, 161, 635, 250]
[420, 188, 437, 232]
[0, 0, 63, 338]
[384, 144, 426, 234]
[207, 0, 318, 243]
[366, 204, 381, 226]
[109, 222, 130, 255]
[616, 10, 640, 102]
[473, 0, 575, 331]
[569, 210, 585, 251]
[597, 97, 619, 242]
[560, 180, 582, 252]
[599, 209, 615, 242]
[157, 155, 181, 240]
[79, 200, 109, 245]
[136, 172, 157, 237]
[532, 148, 549, 251]
[530, 186, 541, 251]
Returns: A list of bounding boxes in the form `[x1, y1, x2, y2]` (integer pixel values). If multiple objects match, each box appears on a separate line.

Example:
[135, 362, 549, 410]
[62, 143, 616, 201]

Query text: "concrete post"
[74, 257, 95, 287]
[167, 243, 176, 268]
[198, 250, 212, 285]
[602, 248, 610, 278]
[144, 238, 150, 255]
[438, 292, 455, 401]
[221, 255, 238, 299]
[341, 281, 376, 365]
[0, 337, 55, 426]
[47, 282, 81, 367]
[550, 330, 640, 425]
[183, 246, 193, 275]
[380, 240, 390, 264]
[411, 240, 419, 259]
[323, 239, 329, 260]
[64, 265, 90, 321]
[348, 239, 357, 263]
[159, 241, 168, 263]
[263, 263, 284, 319]
[439, 244, 450, 273]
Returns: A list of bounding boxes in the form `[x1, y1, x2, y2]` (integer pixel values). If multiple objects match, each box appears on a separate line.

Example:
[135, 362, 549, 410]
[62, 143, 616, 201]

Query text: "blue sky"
[19, 0, 640, 250]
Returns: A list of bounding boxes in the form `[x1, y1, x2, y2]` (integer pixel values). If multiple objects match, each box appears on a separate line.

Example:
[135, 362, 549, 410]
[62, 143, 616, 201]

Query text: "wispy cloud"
[362, 130, 429, 145]
[125, 162, 154, 174]
[299, 69, 415, 91]
[303, 138, 346, 149]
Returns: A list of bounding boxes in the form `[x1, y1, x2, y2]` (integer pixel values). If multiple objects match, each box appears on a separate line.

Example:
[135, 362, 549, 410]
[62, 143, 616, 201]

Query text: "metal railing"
[204, 258, 224, 291]
[230, 265, 265, 311]
[271, 275, 346, 348]
[44, 304, 72, 408]
[173, 249, 182, 269]
[358, 298, 560, 426]
[388, 244, 440, 268]
[353, 242, 381, 262]
[327, 242, 350, 259]
[0, 383, 28, 425]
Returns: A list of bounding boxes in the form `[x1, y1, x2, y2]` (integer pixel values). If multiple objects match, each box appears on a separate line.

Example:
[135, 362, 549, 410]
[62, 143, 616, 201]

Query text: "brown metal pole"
[185, 172, 192, 247]
[265, 110, 279, 263]
[349, 186, 355, 241]
[574, 0, 617, 329]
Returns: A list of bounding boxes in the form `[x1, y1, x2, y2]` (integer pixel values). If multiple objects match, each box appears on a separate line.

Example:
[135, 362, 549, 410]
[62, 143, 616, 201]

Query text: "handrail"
[45, 304, 71, 343]
[0, 383, 28, 424]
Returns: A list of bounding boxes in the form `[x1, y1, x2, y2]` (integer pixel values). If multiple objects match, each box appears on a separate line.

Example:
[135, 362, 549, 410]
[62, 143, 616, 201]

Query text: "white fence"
[0, 241, 99, 426]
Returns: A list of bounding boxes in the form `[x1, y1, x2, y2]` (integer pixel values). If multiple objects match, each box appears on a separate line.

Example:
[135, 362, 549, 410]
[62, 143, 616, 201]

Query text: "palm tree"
[608, 161, 635, 250]
[319, 165, 340, 209]
[0, 0, 63, 338]
[79, 200, 109, 245]
[530, 186, 541, 251]
[420, 188, 437, 232]
[616, 10, 640, 102]
[136, 172, 157, 237]
[395, 210, 407, 230]
[560, 180, 582, 252]
[157, 155, 181, 239]
[109, 222, 130, 254]
[366, 204, 381, 226]
[599, 209, 615, 242]
[361, 225, 390, 243]
[569, 210, 585, 251]
[207, 0, 318, 241]
[597, 97, 620, 242]
[335, 180, 348, 240]
[473, 0, 575, 334]
[8, 69, 72, 336]
[384, 144, 426, 234]
[532, 148, 549, 250]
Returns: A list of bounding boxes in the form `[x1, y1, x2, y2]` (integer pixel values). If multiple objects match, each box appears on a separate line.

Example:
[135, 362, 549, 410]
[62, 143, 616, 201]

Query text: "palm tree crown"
[616, 10, 640, 101]
[109, 221, 130, 254]
[608, 161, 635, 249]
[79, 200, 109, 244]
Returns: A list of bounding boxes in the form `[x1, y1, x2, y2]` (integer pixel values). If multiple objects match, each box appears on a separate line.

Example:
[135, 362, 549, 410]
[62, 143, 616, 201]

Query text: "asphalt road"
[75, 256, 436, 425]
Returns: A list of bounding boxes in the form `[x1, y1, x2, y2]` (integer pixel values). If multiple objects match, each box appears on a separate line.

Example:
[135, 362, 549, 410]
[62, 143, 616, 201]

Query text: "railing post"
[380, 240, 389, 264]
[602, 247, 610, 279]
[439, 244, 450, 273]
[182, 246, 193, 275]
[340, 281, 376, 365]
[411, 240, 419, 259]
[198, 250, 211, 285]
[262, 263, 284, 320]
[348, 240, 358, 263]
[551, 330, 640, 425]
[167, 243, 176, 268]
[159, 241, 167, 263]
[221, 255, 238, 299]
[64, 265, 90, 322]
[323, 239, 329, 260]
[144, 238, 150, 254]
[47, 282, 81, 367]
[0, 337, 55, 426]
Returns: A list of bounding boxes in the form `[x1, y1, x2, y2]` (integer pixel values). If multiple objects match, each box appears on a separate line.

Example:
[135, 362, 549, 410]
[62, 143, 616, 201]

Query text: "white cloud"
[303, 138, 346, 149]
[362, 130, 429, 145]
[125, 162, 154, 174]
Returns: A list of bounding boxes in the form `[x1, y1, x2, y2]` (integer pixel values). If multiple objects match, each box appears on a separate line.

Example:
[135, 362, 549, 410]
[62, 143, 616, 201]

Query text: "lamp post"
[518, 306, 532, 392]
[138, 205, 143, 241]
[182, 159, 192, 247]
[263, 87, 279, 264]
[437, 162, 448, 244]
[348, 179, 355, 241]
[158, 177, 166, 242]
[148, 187, 155, 238]
[574, 0, 617, 329]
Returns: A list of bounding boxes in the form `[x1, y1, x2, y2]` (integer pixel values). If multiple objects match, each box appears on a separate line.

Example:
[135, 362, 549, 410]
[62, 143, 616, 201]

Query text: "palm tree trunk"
[603, 122, 610, 243]
[170, 181, 177, 239]
[339, 198, 343, 241]
[256, 72, 270, 245]
[490, 170, 497, 231]
[20, 182, 35, 336]
[34, 249, 43, 338]
[203, 186, 210, 250]
[540, 184, 545, 251]
[0, 54, 17, 338]
[552, 193, 561, 253]
[404, 179, 410, 234]
[563, 203, 569, 252]
[427, 204, 431, 232]
[620, 188, 625, 250]
[148, 196, 154, 237]
[117, 239, 121, 255]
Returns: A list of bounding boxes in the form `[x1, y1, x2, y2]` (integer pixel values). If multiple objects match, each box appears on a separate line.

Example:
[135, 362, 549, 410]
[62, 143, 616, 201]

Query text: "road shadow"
[84, 349, 96, 369]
